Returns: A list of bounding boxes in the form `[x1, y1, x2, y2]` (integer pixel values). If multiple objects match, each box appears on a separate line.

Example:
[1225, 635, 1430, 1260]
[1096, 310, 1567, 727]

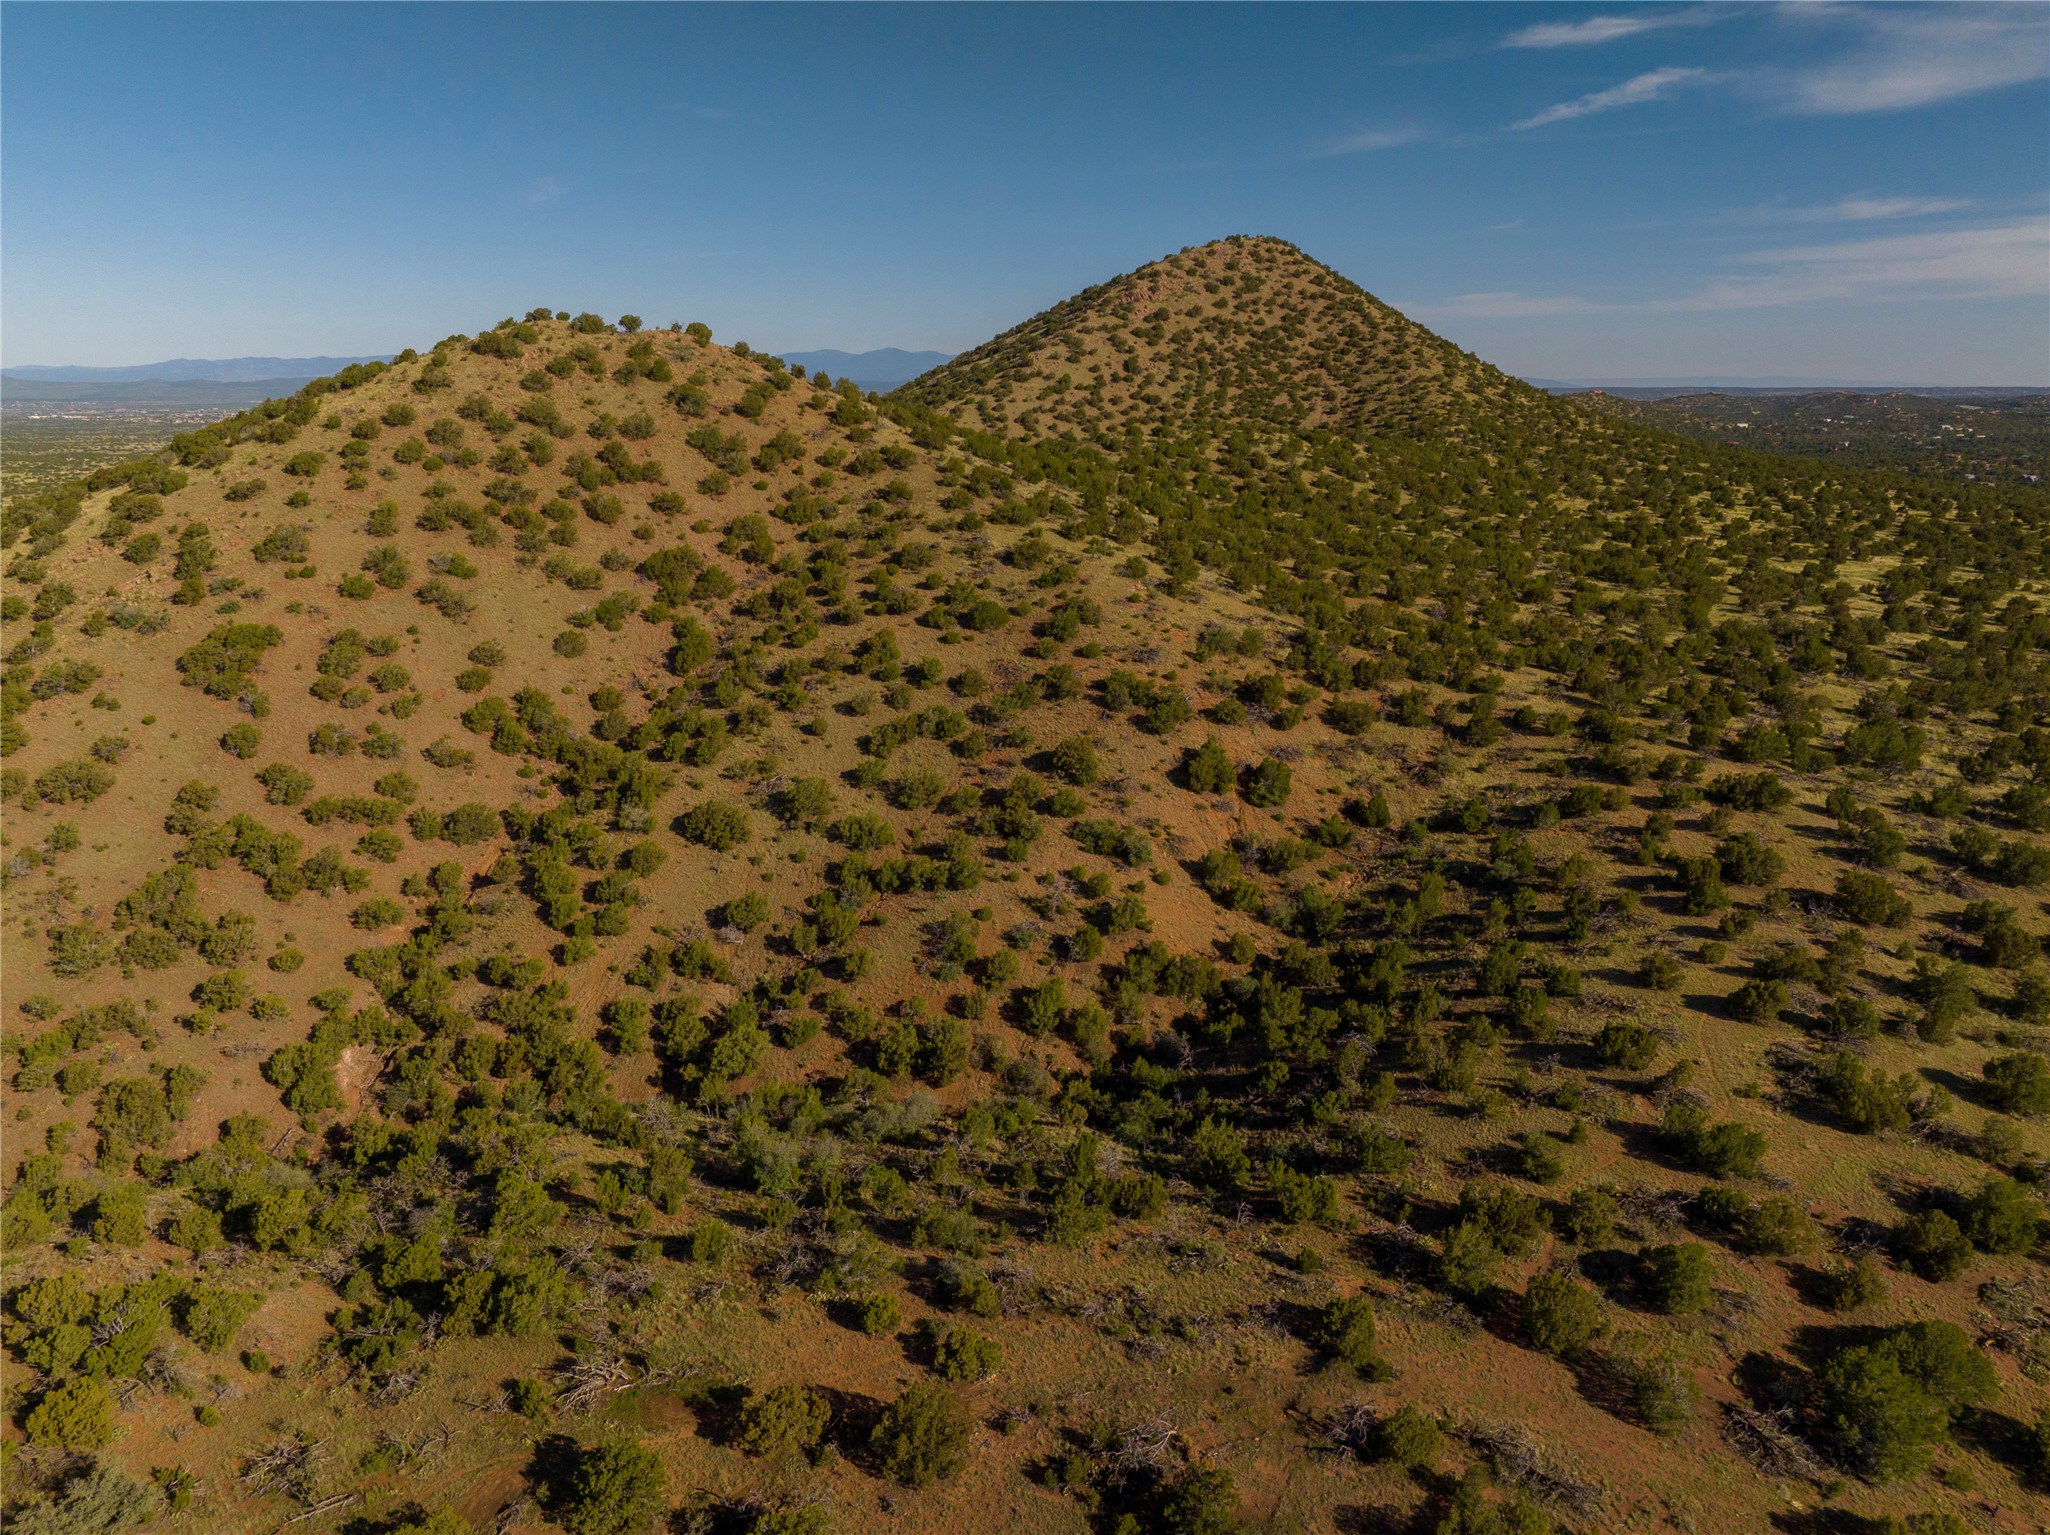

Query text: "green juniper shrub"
[1984, 1050, 2050, 1116]
[555, 1438, 667, 1535]
[1641, 1241, 1715, 1315]
[1309, 1294, 1384, 1376]
[1959, 1175, 2041, 1254]
[1371, 1403, 1444, 1472]
[25, 1376, 115, 1449]
[1241, 756, 1292, 808]
[1818, 1253, 1889, 1313]
[1438, 1220, 1502, 1301]
[1184, 737, 1234, 794]
[869, 1382, 971, 1488]
[1594, 1019, 1658, 1071]
[1661, 1101, 1767, 1178]
[1818, 1321, 1996, 1482]
[1431, 1469, 1553, 1535]
[1620, 1353, 1697, 1437]
[1730, 1195, 1815, 1256]
[1896, 1208, 1974, 1282]
[736, 1383, 831, 1458]
[931, 1325, 1002, 1382]
[1561, 1185, 1620, 1246]
[678, 799, 751, 850]
[1156, 1465, 1241, 1535]
[1522, 1270, 1604, 1357]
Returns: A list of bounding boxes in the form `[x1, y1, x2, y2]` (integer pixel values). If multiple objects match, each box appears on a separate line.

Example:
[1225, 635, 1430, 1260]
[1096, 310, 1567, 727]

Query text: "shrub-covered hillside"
[1, 242, 2047, 1535]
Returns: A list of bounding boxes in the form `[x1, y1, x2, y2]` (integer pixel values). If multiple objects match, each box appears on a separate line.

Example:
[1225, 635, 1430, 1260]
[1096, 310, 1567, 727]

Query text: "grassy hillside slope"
[2, 247, 2048, 1534]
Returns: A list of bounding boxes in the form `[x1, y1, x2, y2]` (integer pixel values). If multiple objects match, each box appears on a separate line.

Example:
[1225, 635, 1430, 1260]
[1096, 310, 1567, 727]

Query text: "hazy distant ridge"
[2, 375, 318, 405]
[3, 355, 388, 383]
[778, 347, 952, 388]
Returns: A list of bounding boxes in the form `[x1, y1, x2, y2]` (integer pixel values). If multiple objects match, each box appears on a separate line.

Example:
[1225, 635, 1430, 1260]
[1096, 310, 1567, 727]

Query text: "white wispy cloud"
[1768, 195, 1977, 224]
[526, 176, 564, 205]
[1311, 124, 1430, 158]
[1501, 12, 1674, 50]
[1702, 194, 1980, 229]
[1512, 66, 1713, 130]
[1419, 218, 2048, 320]
[1502, 6, 2043, 132]
[1771, 5, 2049, 115]
[1677, 218, 2049, 308]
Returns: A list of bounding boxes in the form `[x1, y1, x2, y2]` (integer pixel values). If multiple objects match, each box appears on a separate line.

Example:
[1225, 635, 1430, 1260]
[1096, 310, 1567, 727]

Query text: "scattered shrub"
[932, 1325, 1002, 1382]
[737, 1383, 831, 1458]
[25, 1376, 114, 1449]
[870, 1383, 971, 1487]
[1522, 1270, 1604, 1356]
[1641, 1241, 1714, 1315]
[556, 1439, 666, 1535]
[1309, 1294, 1382, 1375]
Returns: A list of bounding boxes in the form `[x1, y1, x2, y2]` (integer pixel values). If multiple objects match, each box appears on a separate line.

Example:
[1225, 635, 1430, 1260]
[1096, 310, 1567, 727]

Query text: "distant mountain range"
[776, 348, 952, 390]
[2, 349, 951, 403]
[4, 355, 389, 384]
[2, 376, 321, 405]
[3, 356, 389, 406]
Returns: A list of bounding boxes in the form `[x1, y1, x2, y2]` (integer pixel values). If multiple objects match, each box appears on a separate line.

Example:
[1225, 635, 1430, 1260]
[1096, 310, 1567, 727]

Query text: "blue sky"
[4, 3, 2044, 382]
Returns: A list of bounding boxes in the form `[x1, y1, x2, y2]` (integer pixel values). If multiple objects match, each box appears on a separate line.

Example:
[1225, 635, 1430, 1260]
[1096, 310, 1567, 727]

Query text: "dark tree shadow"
[1573, 1244, 1639, 1306]
[1353, 1226, 1437, 1287]
[1919, 1063, 1989, 1110]
[819, 1383, 887, 1467]
[1785, 1262, 1847, 1311]
[1786, 1321, 1876, 1373]
[523, 1433, 583, 1521]
[1563, 1347, 1640, 1425]
[1768, 1512, 1894, 1534]
[678, 1380, 748, 1447]
[1955, 1404, 2044, 1479]
[1731, 1348, 1812, 1413]
[1333, 1499, 1436, 1534]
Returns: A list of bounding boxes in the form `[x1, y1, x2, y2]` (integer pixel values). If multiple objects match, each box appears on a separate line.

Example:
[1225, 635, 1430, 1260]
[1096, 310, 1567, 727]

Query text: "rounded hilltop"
[900, 232, 1543, 444]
